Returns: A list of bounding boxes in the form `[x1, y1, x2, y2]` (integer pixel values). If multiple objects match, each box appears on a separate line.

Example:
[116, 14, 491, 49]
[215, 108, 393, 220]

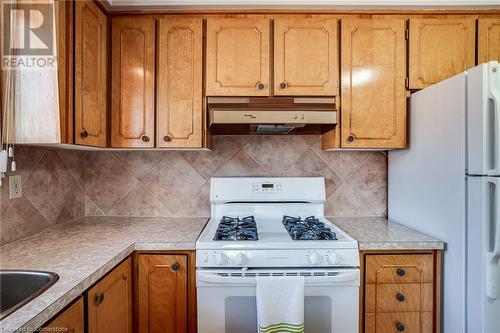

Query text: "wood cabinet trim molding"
[478, 18, 500, 63]
[273, 17, 339, 96]
[206, 18, 271, 96]
[409, 18, 475, 89]
[340, 18, 407, 148]
[111, 16, 155, 147]
[157, 17, 203, 147]
[75, 0, 107, 147]
[87, 257, 133, 333]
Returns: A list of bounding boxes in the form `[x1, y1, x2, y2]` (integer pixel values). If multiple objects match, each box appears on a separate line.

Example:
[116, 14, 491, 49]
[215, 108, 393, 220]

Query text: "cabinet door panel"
[138, 254, 188, 333]
[44, 297, 84, 333]
[478, 18, 500, 63]
[111, 17, 155, 147]
[75, 0, 106, 147]
[409, 18, 475, 89]
[157, 17, 202, 147]
[206, 18, 270, 96]
[88, 258, 132, 333]
[274, 18, 338, 96]
[341, 19, 406, 148]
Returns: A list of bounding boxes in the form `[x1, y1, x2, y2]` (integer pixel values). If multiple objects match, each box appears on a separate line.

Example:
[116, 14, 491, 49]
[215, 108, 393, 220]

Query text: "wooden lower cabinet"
[43, 297, 84, 333]
[137, 253, 194, 333]
[87, 257, 133, 333]
[361, 251, 442, 333]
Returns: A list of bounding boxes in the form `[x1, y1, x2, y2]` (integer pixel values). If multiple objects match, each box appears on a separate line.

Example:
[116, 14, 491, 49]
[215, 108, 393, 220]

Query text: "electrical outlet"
[9, 175, 22, 199]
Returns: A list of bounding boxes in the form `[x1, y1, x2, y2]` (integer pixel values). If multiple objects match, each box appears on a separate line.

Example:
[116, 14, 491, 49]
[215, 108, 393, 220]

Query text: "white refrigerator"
[389, 61, 500, 333]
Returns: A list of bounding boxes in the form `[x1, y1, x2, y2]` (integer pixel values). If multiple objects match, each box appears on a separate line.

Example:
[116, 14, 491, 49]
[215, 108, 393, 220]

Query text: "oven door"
[197, 268, 360, 333]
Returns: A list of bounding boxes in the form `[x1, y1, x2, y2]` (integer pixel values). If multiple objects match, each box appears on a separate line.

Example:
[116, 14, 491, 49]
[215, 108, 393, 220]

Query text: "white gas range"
[196, 177, 360, 333]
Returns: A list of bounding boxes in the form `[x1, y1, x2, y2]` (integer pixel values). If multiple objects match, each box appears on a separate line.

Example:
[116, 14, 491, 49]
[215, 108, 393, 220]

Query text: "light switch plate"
[9, 175, 22, 199]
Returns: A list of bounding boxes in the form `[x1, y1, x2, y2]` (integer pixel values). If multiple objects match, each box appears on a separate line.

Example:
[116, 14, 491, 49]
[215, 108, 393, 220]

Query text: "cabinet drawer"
[366, 312, 433, 333]
[366, 283, 433, 312]
[365, 254, 434, 284]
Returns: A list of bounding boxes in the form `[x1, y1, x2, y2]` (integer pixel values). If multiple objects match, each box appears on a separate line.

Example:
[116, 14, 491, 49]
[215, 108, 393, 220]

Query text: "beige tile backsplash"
[0, 135, 387, 245]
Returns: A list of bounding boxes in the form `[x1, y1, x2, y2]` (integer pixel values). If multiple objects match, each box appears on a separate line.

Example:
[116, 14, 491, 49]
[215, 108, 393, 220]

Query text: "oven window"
[225, 296, 332, 333]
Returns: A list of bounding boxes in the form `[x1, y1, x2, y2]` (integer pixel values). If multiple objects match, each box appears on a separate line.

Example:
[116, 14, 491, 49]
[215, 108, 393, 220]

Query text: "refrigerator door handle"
[486, 177, 500, 299]
[487, 63, 500, 175]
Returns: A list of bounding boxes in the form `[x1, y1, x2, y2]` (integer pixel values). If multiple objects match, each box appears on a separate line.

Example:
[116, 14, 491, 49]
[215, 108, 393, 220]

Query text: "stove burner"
[282, 215, 337, 240]
[214, 216, 259, 241]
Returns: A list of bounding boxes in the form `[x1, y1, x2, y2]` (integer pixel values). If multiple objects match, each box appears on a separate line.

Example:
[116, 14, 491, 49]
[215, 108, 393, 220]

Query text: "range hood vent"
[208, 97, 337, 135]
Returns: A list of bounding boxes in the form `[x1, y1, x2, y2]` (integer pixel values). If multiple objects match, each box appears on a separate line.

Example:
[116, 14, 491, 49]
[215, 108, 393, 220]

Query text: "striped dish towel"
[256, 276, 305, 333]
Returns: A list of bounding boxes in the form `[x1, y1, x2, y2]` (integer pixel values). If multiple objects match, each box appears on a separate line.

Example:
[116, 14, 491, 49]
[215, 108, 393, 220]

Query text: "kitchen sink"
[0, 270, 59, 319]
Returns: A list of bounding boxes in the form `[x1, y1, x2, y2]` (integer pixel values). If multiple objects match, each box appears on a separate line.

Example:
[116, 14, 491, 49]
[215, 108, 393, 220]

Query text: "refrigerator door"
[389, 71, 467, 333]
[468, 61, 500, 176]
[467, 177, 500, 333]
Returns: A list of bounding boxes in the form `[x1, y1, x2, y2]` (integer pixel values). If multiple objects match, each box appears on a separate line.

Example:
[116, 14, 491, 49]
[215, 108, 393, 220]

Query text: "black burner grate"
[282, 215, 337, 240]
[214, 216, 259, 241]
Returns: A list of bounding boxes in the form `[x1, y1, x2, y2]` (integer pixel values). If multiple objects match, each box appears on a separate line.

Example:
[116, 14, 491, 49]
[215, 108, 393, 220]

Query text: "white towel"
[256, 276, 305, 333]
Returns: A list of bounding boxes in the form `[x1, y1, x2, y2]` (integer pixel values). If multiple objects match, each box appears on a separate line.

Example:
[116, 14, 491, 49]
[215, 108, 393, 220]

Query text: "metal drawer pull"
[141, 135, 150, 142]
[280, 82, 288, 89]
[156, 263, 180, 272]
[80, 130, 88, 138]
[396, 267, 406, 277]
[396, 293, 405, 302]
[396, 322, 405, 332]
[256, 82, 265, 90]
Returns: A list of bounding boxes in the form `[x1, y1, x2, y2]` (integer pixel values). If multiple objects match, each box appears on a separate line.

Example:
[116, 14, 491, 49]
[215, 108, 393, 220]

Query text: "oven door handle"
[197, 270, 359, 286]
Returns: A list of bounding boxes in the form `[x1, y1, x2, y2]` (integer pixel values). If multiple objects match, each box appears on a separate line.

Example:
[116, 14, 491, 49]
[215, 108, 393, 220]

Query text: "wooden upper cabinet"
[478, 18, 500, 63]
[341, 19, 407, 149]
[157, 17, 203, 148]
[138, 254, 188, 333]
[274, 17, 339, 96]
[206, 18, 270, 96]
[111, 17, 155, 147]
[88, 258, 132, 333]
[44, 297, 84, 333]
[74, 0, 107, 147]
[409, 18, 475, 89]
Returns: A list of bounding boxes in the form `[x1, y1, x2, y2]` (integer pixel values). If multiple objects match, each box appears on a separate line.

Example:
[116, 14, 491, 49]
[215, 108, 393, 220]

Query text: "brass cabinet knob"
[80, 130, 88, 138]
[163, 135, 171, 142]
[171, 262, 180, 271]
[396, 267, 406, 277]
[256, 82, 265, 90]
[141, 135, 150, 143]
[347, 135, 355, 143]
[396, 293, 406, 302]
[396, 322, 405, 332]
[280, 82, 288, 89]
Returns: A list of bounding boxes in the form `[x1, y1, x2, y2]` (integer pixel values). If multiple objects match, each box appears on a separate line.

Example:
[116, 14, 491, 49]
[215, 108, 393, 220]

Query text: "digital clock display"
[261, 183, 274, 189]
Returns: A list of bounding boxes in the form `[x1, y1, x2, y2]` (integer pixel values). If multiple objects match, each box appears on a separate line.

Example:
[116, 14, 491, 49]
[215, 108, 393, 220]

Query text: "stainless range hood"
[208, 97, 337, 135]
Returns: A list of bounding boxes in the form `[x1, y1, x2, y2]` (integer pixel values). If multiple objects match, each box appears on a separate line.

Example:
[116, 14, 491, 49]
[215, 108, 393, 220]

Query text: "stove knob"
[327, 252, 341, 265]
[307, 252, 322, 265]
[233, 253, 247, 266]
[214, 253, 228, 265]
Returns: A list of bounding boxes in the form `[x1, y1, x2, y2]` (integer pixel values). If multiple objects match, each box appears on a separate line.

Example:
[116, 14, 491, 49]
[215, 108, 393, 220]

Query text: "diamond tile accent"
[84, 152, 139, 213]
[113, 150, 165, 179]
[243, 135, 310, 175]
[283, 148, 342, 197]
[141, 152, 206, 215]
[22, 150, 84, 224]
[213, 150, 267, 177]
[180, 136, 240, 179]
[108, 184, 171, 217]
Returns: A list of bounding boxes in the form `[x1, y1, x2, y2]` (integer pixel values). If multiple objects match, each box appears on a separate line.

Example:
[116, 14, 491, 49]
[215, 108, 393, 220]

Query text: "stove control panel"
[252, 182, 283, 193]
[196, 249, 359, 268]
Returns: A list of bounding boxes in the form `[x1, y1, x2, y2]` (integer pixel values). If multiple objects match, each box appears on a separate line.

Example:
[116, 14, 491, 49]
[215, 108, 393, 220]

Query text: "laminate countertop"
[328, 217, 445, 250]
[0, 216, 444, 332]
[0, 216, 208, 333]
